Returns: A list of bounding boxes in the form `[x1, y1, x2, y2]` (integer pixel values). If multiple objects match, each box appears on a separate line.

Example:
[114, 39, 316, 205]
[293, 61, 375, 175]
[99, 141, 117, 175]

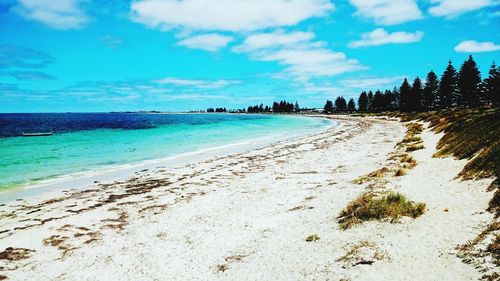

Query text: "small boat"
[22, 132, 54, 137]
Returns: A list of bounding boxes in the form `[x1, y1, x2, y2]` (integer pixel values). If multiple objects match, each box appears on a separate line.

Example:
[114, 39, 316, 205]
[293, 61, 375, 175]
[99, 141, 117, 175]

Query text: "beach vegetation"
[406, 143, 425, 152]
[352, 176, 371, 185]
[367, 167, 389, 178]
[400, 154, 416, 166]
[305, 234, 320, 242]
[394, 168, 406, 177]
[398, 108, 499, 216]
[338, 192, 426, 230]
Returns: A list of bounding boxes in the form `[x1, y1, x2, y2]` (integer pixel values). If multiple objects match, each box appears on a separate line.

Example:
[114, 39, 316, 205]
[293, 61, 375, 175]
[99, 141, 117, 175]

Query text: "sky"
[0, 0, 499, 113]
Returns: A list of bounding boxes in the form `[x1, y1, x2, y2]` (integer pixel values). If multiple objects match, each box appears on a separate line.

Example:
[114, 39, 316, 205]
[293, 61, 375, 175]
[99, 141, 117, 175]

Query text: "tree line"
[325, 56, 499, 113]
[206, 107, 227, 113]
[247, 100, 300, 113]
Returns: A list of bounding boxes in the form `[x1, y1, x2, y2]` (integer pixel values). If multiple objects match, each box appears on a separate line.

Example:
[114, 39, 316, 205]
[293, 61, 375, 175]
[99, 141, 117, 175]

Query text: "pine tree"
[458, 55, 482, 107]
[439, 61, 458, 108]
[409, 77, 423, 112]
[423, 71, 439, 110]
[272, 102, 279, 113]
[347, 98, 356, 112]
[392, 86, 400, 110]
[367, 91, 374, 112]
[371, 90, 385, 112]
[358, 91, 368, 112]
[383, 89, 393, 111]
[294, 101, 300, 112]
[335, 96, 347, 112]
[324, 100, 334, 114]
[483, 62, 500, 107]
[399, 78, 412, 112]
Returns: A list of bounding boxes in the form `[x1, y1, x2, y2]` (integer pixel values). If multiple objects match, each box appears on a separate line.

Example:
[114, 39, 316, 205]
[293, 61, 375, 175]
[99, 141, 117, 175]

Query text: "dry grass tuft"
[406, 143, 425, 152]
[338, 192, 426, 230]
[406, 122, 424, 135]
[305, 234, 320, 242]
[0, 247, 35, 261]
[352, 176, 371, 185]
[400, 154, 417, 166]
[394, 168, 407, 177]
[368, 167, 390, 178]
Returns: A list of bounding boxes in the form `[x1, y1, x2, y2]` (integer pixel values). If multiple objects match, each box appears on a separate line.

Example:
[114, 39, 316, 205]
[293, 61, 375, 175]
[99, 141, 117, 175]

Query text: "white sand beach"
[0, 116, 496, 280]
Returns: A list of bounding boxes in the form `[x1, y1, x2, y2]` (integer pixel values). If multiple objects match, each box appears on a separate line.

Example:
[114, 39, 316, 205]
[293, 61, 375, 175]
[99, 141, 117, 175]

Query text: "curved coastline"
[0, 115, 338, 204]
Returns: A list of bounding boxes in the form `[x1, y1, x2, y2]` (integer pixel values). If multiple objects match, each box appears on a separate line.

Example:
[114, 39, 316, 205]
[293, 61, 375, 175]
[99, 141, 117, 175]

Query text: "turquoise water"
[0, 114, 332, 190]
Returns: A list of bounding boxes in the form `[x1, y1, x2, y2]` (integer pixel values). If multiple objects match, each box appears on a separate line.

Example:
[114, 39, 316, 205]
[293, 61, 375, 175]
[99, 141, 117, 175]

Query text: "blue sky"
[0, 0, 499, 112]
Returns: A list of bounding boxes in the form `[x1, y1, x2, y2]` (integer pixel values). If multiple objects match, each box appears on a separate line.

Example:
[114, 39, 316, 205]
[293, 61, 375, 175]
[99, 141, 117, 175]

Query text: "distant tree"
[272, 102, 279, 113]
[483, 62, 500, 106]
[423, 71, 439, 110]
[439, 61, 458, 108]
[347, 98, 356, 113]
[367, 91, 374, 111]
[358, 91, 368, 112]
[207, 108, 215, 113]
[409, 77, 423, 112]
[399, 78, 412, 112]
[371, 90, 385, 112]
[383, 89, 394, 111]
[335, 96, 347, 112]
[458, 55, 482, 107]
[391, 86, 400, 110]
[294, 101, 300, 112]
[324, 100, 334, 114]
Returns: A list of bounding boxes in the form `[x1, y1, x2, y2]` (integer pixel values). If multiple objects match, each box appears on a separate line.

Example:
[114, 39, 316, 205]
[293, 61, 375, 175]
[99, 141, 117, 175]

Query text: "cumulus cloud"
[349, 28, 424, 48]
[232, 30, 316, 53]
[454, 40, 500, 53]
[429, 0, 499, 18]
[153, 77, 241, 89]
[233, 31, 366, 82]
[339, 76, 406, 89]
[348, 0, 422, 25]
[130, 0, 334, 32]
[14, 0, 88, 29]
[177, 33, 233, 52]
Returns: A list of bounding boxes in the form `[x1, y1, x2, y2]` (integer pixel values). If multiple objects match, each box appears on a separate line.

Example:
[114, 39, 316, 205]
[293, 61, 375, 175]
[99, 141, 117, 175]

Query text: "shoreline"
[0, 116, 338, 204]
[0, 116, 496, 280]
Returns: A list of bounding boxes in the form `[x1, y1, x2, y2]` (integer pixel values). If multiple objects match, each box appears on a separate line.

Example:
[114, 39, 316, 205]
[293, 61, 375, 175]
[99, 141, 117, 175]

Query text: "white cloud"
[153, 77, 241, 89]
[258, 48, 365, 79]
[234, 31, 366, 82]
[14, 0, 88, 29]
[130, 0, 334, 32]
[349, 28, 424, 48]
[429, 0, 499, 18]
[454, 40, 500, 53]
[177, 33, 233, 52]
[348, 0, 422, 25]
[232, 30, 316, 53]
[340, 76, 405, 89]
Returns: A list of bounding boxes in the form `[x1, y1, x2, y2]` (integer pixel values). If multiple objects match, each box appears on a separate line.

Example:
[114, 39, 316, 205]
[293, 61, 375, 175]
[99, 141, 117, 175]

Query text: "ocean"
[0, 113, 333, 191]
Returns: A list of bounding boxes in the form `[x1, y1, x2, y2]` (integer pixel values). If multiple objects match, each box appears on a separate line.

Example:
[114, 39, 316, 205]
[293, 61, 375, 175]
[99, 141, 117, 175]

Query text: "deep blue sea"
[0, 113, 332, 190]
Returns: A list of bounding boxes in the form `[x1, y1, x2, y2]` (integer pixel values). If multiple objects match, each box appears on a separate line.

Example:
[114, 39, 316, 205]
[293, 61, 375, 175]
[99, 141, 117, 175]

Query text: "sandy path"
[0, 117, 495, 280]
